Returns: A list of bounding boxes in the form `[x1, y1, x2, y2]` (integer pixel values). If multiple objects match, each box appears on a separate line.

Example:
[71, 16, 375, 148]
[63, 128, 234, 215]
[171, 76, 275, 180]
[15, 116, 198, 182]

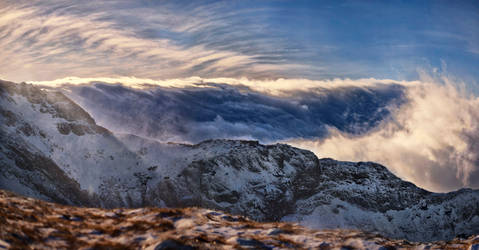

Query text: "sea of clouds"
[30, 74, 479, 192]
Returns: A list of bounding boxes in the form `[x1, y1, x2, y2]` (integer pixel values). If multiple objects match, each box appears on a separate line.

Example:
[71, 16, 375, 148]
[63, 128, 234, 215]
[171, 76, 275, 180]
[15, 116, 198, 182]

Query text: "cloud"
[0, 2, 307, 82]
[22, 74, 479, 192]
[29, 76, 415, 96]
[288, 74, 479, 192]
[2, 1, 478, 83]
[32, 77, 406, 144]
[20, 74, 479, 192]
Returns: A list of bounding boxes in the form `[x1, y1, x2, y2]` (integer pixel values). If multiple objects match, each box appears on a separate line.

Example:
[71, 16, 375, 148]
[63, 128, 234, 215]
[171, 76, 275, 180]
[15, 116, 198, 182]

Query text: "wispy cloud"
[0, 2, 307, 82]
[1, 1, 478, 82]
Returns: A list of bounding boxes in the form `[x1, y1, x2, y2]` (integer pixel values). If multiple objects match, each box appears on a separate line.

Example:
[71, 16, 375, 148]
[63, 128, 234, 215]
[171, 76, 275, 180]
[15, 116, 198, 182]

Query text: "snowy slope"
[0, 80, 151, 207]
[1, 80, 478, 242]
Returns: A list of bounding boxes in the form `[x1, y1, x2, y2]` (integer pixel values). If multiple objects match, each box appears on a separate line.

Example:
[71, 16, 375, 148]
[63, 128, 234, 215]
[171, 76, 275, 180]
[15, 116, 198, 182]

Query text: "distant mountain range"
[1, 80, 478, 242]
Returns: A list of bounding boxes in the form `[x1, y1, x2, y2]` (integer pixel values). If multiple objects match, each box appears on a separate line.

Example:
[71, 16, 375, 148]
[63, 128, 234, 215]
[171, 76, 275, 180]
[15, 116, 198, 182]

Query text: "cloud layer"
[289, 75, 479, 192]
[40, 77, 405, 143]
[30, 76, 479, 193]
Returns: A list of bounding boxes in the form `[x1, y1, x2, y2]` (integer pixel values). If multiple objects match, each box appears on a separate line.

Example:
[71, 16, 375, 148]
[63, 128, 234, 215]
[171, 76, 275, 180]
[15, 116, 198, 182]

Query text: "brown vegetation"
[0, 189, 478, 249]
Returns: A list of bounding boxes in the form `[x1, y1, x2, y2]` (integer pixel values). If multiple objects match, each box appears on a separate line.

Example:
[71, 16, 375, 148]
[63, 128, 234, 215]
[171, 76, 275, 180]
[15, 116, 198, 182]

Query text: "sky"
[2, 1, 479, 192]
[0, 0, 478, 84]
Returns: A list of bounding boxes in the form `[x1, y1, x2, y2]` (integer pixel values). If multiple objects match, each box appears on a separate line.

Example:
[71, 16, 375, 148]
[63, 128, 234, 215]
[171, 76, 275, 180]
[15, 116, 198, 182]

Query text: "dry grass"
[0, 189, 477, 249]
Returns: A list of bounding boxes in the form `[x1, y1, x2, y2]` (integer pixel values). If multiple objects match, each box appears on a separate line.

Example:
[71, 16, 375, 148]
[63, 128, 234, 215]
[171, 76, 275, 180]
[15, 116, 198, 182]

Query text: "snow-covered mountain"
[1, 80, 478, 242]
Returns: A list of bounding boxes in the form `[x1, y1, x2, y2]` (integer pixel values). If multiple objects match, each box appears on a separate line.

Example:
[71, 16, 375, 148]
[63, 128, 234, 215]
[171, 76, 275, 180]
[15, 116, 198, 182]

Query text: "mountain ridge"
[1, 80, 478, 242]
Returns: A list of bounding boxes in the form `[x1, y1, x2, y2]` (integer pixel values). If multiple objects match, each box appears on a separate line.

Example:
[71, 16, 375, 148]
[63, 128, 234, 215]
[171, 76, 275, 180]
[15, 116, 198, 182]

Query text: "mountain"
[1, 80, 478, 242]
[2, 189, 478, 249]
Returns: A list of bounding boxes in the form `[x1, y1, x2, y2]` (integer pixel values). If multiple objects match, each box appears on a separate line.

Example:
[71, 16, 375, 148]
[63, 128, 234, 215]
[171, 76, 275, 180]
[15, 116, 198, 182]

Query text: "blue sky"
[1, 0, 478, 85]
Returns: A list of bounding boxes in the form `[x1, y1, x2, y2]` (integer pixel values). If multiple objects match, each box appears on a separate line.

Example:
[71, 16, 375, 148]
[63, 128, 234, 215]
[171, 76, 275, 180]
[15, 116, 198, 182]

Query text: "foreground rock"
[1, 190, 477, 249]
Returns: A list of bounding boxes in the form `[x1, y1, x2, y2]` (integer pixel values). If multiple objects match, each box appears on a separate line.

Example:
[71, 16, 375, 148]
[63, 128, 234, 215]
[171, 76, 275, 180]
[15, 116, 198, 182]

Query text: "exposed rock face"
[1, 189, 478, 249]
[1, 80, 479, 242]
[0, 131, 98, 206]
[135, 139, 479, 242]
